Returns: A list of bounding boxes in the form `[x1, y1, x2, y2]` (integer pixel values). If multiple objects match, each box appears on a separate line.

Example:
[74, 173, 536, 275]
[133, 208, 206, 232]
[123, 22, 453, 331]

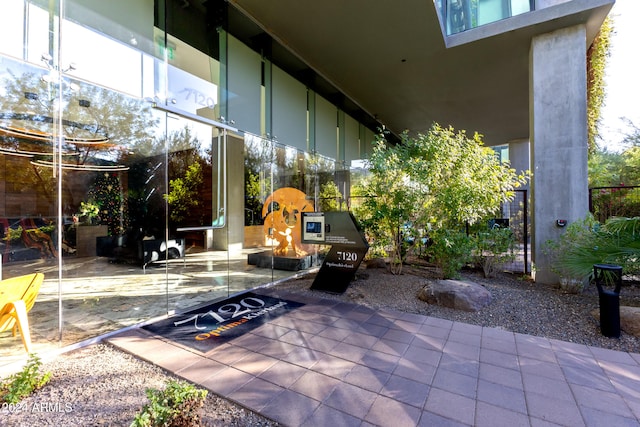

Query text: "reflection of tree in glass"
[166, 162, 203, 224]
[0, 68, 157, 165]
[302, 151, 337, 205]
[244, 137, 275, 226]
[243, 138, 339, 226]
[277, 147, 304, 190]
[85, 172, 129, 235]
[127, 126, 207, 233]
[0, 66, 158, 218]
[319, 181, 346, 212]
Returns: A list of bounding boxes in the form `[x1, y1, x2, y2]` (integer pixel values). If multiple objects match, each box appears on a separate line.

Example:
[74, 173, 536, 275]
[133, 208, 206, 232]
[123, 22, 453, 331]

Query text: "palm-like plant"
[550, 216, 640, 282]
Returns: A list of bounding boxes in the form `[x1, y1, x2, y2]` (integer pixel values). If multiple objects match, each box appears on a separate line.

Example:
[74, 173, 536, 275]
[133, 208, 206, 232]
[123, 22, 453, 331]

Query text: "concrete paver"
[107, 288, 640, 427]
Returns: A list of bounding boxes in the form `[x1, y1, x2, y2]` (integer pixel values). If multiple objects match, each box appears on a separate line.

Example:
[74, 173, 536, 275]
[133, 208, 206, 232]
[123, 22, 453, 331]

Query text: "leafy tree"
[129, 126, 207, 233]
[426, 228, 474, 279]
[471, 226, 518, 278]
[318, 181, 346, 212]
[588, 121, 640, 188]
[244, 137, 274, 225]
[621, 146, 640, 186]
[402, 125, 528, 228]
[588, 148, 625, 187]
[163, 127, 208, 229]
[588, 143, 640, 222]
[355, 123, 528, 275]
[621, 118, 640, 147]
[244, 170, 262, 225]
[354, 135, 425, 274]
[0, 65, 157, 218]
[86, 172, 129, 235]
[166, 162, 203, 224]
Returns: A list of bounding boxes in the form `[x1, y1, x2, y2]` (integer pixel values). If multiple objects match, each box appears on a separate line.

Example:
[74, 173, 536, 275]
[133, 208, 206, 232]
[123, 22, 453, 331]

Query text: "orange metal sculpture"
[262, 188, 314, 257]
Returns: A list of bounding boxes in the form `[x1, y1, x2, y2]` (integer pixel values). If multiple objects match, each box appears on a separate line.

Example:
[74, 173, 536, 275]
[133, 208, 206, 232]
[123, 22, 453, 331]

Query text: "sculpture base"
[247, 250, 316, 271]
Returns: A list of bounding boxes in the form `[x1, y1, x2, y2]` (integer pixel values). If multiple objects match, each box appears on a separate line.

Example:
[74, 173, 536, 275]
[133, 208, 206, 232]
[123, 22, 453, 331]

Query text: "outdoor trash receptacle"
[593, 264, 623, 338]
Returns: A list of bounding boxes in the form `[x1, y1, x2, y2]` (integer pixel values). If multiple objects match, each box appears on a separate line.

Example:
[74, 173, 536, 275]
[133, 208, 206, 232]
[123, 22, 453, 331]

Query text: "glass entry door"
[150, 106, 233, 315]
[155, 109, 280, 312]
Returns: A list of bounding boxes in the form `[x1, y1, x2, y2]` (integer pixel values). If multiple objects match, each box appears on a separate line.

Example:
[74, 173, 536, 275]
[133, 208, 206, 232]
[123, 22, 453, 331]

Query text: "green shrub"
[596, 216, 640, 276]
[544, 215, 640, 287]
[353, 123, 527, 275]
[131, 379, 208, 427]
[2, 226, 22, 242]
[424, 228, 473, 279]
[472, 227, 517, 278]
[0, 354, 51, 404]
[543, 214, 599, 284]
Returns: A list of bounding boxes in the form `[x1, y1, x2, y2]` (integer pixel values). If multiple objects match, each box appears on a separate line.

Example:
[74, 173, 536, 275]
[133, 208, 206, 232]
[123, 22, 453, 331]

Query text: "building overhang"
[229, 0, 614, 145]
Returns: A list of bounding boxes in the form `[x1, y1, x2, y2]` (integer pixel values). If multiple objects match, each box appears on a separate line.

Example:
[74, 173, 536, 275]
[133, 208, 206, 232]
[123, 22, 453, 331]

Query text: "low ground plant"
[0, 354, 51, 404]
[131, 379, 208, 427]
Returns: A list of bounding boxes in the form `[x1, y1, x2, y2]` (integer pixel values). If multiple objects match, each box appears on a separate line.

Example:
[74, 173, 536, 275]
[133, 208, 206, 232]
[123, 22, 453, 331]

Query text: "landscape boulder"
[365, 258, 387, 269]
[590, 306, 640, 337]
[418, 279, 492, 312]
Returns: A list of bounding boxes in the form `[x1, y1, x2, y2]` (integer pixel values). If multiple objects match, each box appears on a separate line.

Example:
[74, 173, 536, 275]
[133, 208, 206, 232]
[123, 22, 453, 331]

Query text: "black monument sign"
[302, 211, 369, 294]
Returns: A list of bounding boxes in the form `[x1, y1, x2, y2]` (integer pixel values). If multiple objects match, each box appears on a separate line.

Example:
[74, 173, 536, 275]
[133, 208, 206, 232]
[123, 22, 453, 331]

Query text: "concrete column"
[530, 25, 589, 284]
[213, 133, 245, 253]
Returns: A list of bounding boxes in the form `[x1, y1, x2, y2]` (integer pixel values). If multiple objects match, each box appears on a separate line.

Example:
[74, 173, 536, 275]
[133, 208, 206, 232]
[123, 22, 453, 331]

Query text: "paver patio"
[105, 287, 640, 427]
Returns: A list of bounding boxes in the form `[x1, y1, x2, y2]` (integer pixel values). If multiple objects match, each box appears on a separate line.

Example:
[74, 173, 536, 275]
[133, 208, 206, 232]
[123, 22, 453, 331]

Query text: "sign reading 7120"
[336, 251, 358, 262]
[142, 292, 305, 352]
[173, 296, 266, 329]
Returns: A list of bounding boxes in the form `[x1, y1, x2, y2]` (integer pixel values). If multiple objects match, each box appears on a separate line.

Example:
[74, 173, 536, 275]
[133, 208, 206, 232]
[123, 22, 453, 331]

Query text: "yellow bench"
[0, 273, 44, 353]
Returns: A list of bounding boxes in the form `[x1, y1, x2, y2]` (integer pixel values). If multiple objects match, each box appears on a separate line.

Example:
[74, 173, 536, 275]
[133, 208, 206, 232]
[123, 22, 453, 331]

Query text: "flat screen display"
[302, 213, 325, 242]
[306, 221, 322, 233]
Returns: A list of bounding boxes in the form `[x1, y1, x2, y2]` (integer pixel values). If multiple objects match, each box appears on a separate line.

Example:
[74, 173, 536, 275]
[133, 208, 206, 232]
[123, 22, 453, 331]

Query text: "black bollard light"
[593, 264, 623, 338]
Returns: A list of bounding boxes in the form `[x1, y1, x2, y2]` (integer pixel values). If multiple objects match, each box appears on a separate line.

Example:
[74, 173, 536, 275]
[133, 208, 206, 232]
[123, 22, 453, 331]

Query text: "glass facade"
[436, 0, 534, 35]
[0, 0, 376, 360]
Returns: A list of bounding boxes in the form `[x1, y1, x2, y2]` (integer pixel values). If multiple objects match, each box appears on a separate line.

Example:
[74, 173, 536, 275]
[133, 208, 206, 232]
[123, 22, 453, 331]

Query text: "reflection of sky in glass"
[164, 112, 212, 159]
[511, 0, 531, 16]
[0, 1, 219, 120]
[62, 19, 144, 97]
[0, 2, 47, 63]
[0, 0, 24, 59]
[26, 3, 51, 65]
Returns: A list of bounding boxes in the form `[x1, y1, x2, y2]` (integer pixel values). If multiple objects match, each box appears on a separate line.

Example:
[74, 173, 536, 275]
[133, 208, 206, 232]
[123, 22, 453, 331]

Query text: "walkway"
[107, 287, 640, 427]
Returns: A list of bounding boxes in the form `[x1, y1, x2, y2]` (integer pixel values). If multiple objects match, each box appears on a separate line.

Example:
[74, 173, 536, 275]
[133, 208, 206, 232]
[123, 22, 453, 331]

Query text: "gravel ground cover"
[277, 260, 640, 354]
[1, 344, 280, 427]
[3, 260, 639, 426]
